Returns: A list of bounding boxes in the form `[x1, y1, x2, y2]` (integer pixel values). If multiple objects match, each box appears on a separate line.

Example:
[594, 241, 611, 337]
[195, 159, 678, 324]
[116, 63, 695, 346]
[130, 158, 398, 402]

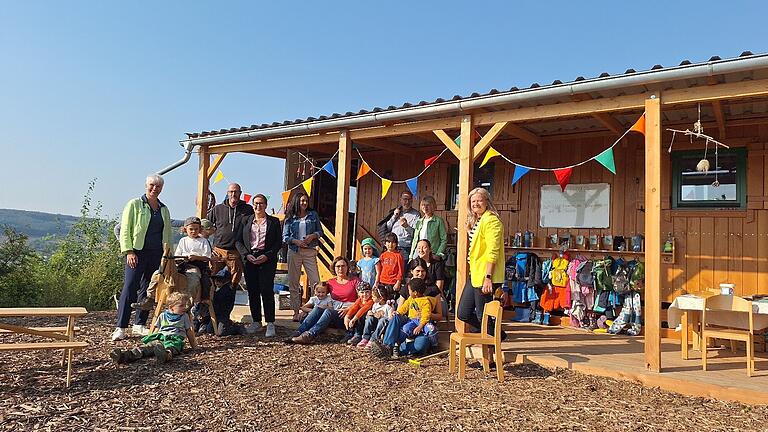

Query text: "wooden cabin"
[183, 51, 768, 377]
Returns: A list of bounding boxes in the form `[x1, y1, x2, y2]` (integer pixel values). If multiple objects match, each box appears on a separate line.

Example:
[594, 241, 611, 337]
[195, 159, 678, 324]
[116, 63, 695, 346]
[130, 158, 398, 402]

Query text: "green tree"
[0, 226, 41, 307]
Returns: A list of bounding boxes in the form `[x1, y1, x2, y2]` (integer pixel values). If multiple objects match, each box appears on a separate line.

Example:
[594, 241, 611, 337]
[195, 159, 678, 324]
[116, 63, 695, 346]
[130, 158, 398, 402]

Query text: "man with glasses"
[207, 183, 254, 286]
[383, 191, 420, 263]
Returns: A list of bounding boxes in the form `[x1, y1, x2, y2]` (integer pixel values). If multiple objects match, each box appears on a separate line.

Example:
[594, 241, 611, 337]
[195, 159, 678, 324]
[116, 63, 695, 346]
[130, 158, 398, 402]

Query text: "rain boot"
[542, 313, 551, 326]
[532, 311, 543, 325]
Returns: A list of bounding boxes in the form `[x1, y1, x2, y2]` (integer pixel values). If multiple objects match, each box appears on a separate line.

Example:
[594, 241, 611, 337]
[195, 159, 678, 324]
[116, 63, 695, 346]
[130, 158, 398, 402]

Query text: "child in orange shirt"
[343, 282, 374, 345]
[378, 232, 404, 300]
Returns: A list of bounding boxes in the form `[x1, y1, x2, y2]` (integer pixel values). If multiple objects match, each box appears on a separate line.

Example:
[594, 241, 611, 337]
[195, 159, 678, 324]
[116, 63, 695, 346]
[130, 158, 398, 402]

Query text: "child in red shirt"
[343, 282, 374, 345]
[378, 232, 404, 300]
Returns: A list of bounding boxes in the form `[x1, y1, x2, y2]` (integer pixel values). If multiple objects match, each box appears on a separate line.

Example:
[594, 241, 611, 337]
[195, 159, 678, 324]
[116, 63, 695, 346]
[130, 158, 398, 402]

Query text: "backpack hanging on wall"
[592, 257, 613, 292]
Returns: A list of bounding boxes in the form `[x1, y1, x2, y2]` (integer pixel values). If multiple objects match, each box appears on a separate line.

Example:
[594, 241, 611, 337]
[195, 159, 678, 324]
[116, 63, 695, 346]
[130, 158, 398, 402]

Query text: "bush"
[0, 227, 41, 307]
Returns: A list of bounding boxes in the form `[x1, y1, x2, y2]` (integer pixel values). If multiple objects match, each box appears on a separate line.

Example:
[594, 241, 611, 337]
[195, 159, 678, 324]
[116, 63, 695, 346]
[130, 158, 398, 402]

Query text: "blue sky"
[1, 1, 765, 219]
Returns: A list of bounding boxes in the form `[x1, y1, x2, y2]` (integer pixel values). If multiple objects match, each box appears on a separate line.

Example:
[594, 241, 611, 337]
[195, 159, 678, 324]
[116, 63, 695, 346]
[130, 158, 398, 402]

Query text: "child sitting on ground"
[356, 238, 381, 288]
[378, 232, 404, 299]
[370, 278, 437, 359]
[359, 286, 394, 348]
[111, 292, 198, 364]
[343, 282, 374, 345]
[298, 282, 340, 321]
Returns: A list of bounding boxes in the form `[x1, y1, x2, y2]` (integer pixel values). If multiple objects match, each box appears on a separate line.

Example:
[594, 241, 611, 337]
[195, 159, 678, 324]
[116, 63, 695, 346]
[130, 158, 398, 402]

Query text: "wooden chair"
[701, 294, 756, 377]
[448, 300, 504, 382]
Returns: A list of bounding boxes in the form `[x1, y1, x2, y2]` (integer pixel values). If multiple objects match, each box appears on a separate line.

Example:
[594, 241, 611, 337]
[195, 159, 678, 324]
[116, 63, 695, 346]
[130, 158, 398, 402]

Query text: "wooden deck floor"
[492, 322, 768, 405]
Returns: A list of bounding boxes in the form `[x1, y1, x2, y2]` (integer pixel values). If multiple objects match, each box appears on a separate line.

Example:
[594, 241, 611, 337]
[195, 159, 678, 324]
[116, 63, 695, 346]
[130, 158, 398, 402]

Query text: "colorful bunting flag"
[243, 193, 252, 205]
[554, 168, 573, 191]
[213, 170, 225, 184]
[405, 177, 418, 198]
[302, 177, 313, 196]
[322, 160, 336, 178]
[629, 113, 646, 136]
[480, 147, 501, 168]
[594, 147, 617, 174]
[281, 190, 291, 209]
[381, 178, 392, 200]
[356, 162, 371, 180]
[511, 165, 530, 186]
[423, 154, 440, 168]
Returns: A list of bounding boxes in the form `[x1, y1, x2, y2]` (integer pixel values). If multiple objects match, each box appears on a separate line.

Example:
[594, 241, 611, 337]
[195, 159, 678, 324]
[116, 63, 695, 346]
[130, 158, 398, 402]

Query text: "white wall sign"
[539, 183, 610, 228]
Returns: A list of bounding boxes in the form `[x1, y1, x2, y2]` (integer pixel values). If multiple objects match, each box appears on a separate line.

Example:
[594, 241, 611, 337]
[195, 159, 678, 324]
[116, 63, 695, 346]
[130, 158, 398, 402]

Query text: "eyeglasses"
[253, 202, 267, 206]
[228, 190, 242, 194]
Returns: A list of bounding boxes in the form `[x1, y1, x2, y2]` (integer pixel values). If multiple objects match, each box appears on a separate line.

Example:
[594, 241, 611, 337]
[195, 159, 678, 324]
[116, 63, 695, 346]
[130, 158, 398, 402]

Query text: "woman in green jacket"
[408, 195, 448, 260]
[112, 174, 172, 341]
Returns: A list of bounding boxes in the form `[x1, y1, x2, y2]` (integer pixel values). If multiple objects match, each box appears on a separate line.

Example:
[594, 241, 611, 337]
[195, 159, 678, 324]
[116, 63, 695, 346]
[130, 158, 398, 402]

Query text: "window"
[448, 162, 495, 209]
[671, 148, 746, 209]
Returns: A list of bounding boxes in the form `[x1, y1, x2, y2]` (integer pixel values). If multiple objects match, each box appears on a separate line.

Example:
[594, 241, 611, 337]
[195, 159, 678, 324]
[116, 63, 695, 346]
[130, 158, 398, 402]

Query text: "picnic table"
[0, 307, 89, 387]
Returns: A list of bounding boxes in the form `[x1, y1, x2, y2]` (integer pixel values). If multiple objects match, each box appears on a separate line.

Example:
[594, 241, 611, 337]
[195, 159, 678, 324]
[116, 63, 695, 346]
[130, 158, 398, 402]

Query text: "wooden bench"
[0, 307, 88, 388]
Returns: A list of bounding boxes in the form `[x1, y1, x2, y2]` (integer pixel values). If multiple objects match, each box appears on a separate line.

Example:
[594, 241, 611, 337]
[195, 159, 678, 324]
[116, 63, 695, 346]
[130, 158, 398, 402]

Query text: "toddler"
[370, 278, 437, 359]
[111, 292, 198, 364]
[299, 282, 340, 321]
[356, 237, 381, 288]
[359, 286, 394, 348]
[378, 232, 404, 299]
[343, 282, 374, 345]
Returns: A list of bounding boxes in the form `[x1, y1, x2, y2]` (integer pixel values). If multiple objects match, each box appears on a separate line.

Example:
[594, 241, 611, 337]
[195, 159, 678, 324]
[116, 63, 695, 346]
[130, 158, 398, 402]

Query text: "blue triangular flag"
[322, 160, 336, 178]
[511, 165, 530, 186]
[406, 177, 418, 198]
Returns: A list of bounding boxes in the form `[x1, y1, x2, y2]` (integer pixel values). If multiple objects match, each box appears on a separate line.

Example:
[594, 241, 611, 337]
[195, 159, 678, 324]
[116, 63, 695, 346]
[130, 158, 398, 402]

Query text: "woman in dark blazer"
[236, 194, 282, 337]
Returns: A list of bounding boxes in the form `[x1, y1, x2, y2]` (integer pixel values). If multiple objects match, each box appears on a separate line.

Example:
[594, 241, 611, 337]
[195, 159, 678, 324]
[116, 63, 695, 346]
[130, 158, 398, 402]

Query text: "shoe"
[348, 335, 362, 346]
[356, 338, 369, 348]
[111, 328, 129, 341]
[244, 322, 262, 335]
[130, 297, 156, 311]
[532, 311, 542, 325]
[154, 344, 171, 364]
[109, 348, 126, 364]
[265, 323, 276, 338]
[340, 333, 353, 344]
[542, 313, 551, 326]
[132, 325, 149, 337]
[291, 331, 315, 344]
[369, 340, 392, 359]
[365, 340, 375, 349]
[392, 346, 401, 359]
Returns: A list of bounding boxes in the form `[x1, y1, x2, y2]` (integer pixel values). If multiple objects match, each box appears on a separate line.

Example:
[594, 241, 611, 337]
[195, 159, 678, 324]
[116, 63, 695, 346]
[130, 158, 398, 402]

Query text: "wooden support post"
[197, 146, 210, 218]
[334, 131, 352, 258]
[206, 153, 227, 179]
[644, 96, 662, 373]
[455, 115, 475, 334]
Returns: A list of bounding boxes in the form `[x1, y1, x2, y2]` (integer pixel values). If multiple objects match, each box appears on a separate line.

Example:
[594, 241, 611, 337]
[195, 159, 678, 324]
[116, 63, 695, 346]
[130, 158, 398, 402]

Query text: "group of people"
[110, 174, 506, 364]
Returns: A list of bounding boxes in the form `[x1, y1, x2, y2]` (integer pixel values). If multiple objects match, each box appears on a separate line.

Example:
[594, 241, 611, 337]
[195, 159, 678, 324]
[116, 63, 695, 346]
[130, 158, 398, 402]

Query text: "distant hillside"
[0, 209, 83, 253]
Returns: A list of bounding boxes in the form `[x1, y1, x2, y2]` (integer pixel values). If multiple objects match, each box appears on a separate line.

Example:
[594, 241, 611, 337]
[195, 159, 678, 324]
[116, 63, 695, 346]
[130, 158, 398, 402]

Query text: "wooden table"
[0, 307, 89, 387]
[668, 294, 768, 360]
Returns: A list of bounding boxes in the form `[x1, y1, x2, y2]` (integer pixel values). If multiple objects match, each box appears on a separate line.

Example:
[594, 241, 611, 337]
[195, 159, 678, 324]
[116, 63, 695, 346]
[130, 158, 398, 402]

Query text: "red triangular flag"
[243, 193, 252, 205]
[423, 154, 439, 168]
[553, 168, 573, 192]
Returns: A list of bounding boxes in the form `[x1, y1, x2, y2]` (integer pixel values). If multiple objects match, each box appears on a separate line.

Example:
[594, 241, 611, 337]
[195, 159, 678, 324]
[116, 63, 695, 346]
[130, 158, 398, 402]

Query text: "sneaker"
[132, 325, 150, 337]
[340, 333, 352, 344]
[392, 346, 401, 359]
[291, 331, 315, 344]
[109, 348, 126, 364]
[111, 328, 129, 341]
[154, 344, 171, 364]
[265, 323, 276, 338]
[244, 322, 262, 335]
[348, 335, 362, 346]
[130, 297, 156, 311]
[364, 340, 375, 349]
[356, 338, 369, 348]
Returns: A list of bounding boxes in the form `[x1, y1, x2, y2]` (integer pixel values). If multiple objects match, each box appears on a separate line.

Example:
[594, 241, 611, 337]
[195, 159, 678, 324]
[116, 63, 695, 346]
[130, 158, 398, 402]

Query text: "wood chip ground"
[1, 312, 766, 431]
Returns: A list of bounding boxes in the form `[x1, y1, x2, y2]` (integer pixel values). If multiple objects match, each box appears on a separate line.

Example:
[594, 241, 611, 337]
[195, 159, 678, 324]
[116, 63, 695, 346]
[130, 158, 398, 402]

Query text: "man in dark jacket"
[207, 182, 253, 286]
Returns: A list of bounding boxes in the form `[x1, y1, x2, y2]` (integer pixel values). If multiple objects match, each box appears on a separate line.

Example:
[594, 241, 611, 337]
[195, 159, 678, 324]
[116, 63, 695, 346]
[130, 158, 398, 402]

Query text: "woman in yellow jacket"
[457, 187, 505, 334]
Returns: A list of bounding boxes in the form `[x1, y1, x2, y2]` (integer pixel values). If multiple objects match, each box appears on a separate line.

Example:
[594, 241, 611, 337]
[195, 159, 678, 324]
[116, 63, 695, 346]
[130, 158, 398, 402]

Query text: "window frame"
[448, 162, 495, 210]
[670, 147, 747, 209]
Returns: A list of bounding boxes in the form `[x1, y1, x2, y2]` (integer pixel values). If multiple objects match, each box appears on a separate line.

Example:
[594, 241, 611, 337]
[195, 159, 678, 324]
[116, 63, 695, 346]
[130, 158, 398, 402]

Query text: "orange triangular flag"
[356, 162, 371, 180]
[553, 168, 573, 192]
[281, 190, 291, 209]
[629, 113, 645, 135]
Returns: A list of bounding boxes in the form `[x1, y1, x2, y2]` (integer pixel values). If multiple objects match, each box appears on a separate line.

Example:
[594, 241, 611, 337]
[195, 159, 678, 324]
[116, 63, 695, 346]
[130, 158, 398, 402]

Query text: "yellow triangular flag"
[302, 177, 313, 196]
[213, 170, 225, 184]
[480, 147, 501, 168]
[381, 178, 392, 200]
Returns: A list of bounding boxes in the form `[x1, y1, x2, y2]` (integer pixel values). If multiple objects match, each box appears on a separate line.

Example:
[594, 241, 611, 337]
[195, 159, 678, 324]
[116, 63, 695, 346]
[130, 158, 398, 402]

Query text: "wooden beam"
[334, 131, 352, 258]
[592, 112, 625, 135]
[711, 100, 727, 139]
[351, 117, 461, 140]
[503, 123, 542, 148]
[243, 149, 289, 159]
[644, 96, 662, 373]
[208, 133, 339, 154]
[455, 115, 475, 334]
[196, 146, 210, 218]
[206, 153, 227, 179]
[472, 121, 508, 160]
[433, 129, 461, 158]
[354, 138, 413, 156]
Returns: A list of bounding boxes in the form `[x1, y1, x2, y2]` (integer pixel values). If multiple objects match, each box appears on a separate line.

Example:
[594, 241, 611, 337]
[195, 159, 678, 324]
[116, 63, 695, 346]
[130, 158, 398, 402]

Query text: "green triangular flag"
[594, 147, 616, 174]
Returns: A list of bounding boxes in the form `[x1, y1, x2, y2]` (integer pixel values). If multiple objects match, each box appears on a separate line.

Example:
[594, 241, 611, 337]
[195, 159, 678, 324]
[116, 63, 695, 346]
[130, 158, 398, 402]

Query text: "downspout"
[157, 141, 198, 175]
